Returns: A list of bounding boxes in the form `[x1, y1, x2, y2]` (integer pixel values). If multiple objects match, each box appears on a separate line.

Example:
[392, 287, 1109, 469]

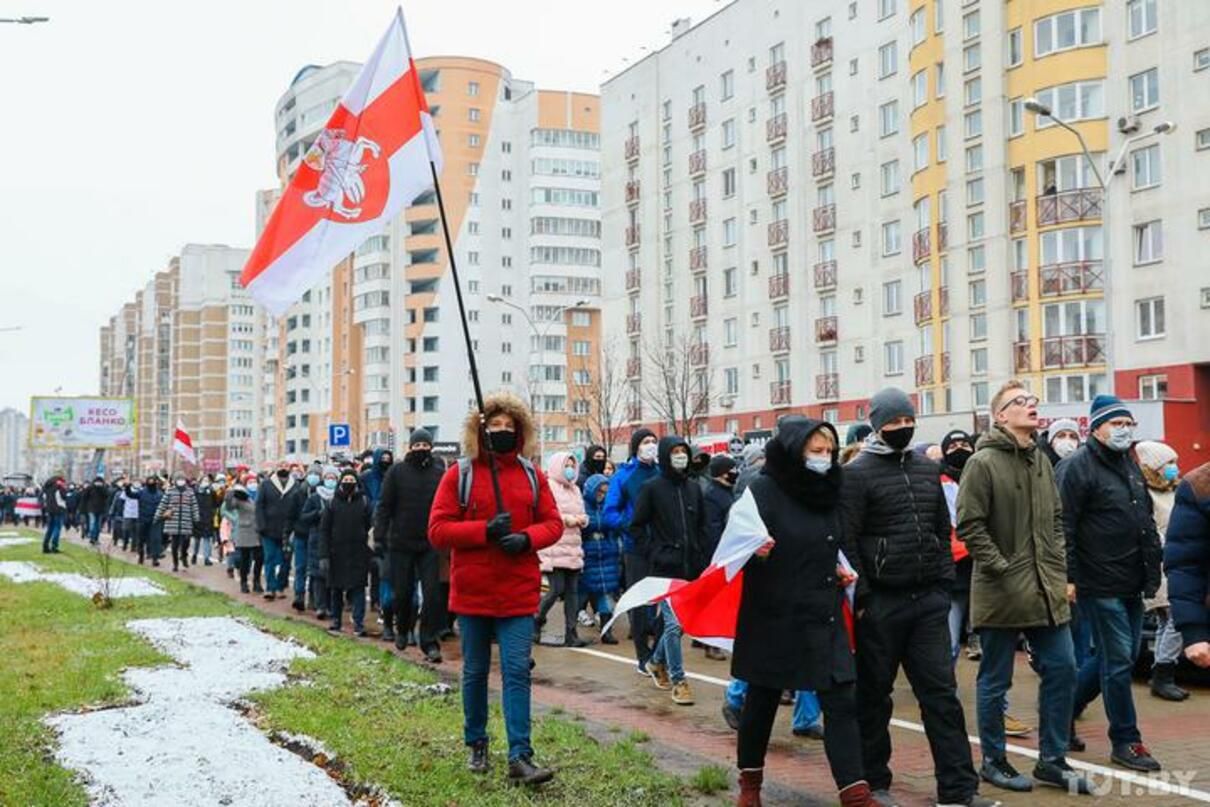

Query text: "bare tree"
[569, 335, 628, 457]
[642, 334, 715, 438]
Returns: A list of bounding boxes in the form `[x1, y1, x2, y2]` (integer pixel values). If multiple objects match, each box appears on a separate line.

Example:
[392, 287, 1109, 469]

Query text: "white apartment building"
[0, 407, 30, 479]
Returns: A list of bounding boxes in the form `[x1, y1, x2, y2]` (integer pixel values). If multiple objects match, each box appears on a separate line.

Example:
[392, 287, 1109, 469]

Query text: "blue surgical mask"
[563, 467, 576, 482]
[323, 478, 338, 490]
[306, 473, 321, 487]
[805, 456, 832, 475]
[1163, 463, 1179, 482]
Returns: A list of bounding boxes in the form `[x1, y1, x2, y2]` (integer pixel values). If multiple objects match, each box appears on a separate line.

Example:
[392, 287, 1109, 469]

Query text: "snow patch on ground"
[0, 536, 35, 547]
[0, 561, 165, 598]
[46, 616, 353, 807]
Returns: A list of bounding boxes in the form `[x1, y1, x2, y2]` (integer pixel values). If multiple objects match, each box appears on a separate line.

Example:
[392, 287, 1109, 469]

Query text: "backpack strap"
[457, 455, 540, 517]
[516, 457, 540, 515]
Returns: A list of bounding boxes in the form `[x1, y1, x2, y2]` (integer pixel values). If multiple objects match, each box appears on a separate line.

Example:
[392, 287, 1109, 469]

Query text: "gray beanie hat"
[869, 387, 916, 432]
[409, 427, 434, 446]
[1047, 418, 1080, 444]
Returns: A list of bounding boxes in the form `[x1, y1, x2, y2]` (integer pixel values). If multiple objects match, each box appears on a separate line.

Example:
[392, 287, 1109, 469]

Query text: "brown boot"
[838, 780, 877, 807]
[737, 768, 763, 807]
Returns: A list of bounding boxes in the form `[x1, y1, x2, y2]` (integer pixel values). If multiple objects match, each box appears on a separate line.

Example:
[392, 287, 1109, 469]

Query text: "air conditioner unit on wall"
[1118, 115, 1142, 134]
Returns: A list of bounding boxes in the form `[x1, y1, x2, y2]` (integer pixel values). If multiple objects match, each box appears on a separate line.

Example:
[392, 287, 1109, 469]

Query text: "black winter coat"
[1057, 437, 1162, 599]
[373, 455, 445, 553]
[255, 476, 304, 541]
[195, 488, 216, 530]
[298, 490, 332, 578]
[702, 480, 734, 560]
[840, 444, 954, 607]
[81, 483, 110, 514]
[319, 491, 372, 590]
[630, 436, 707, 579]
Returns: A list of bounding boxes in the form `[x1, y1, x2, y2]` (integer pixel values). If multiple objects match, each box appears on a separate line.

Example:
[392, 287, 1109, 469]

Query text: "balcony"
[625, 269, 641, 292]
[768, 272, 789, 299]
[768, 218, 789, 248]
[1009, 200, 1027, 234]
[1011, 270, 1029, 303]
[689, 342, 710, 367]
[815, 316, 838, 343]
[626, 357, 642, 378]
[690, 295, 708, 318]
[769, 326, 791, 353]
[689, 149, 707, 175]
[1042, 334, 1106, 369]
[1014, 341, 1032, 373]
[814, 260, 837, 289]
[939, 286, 950, 317]
[812, 36, 834, 68]
[771, 380, 792, 407]
[626, 313, 642, 334]
[915, 355, 935, 387]
[624, 135, 640, 162]
[812, 146, 835, 178]
[811, 90, 834, 122]
[816, 373, 839, 400]
[627, 401, 643, 421]
[767, 165, 788, 196]
[1036, 188, 1102, 227]
[690, 245, 708, 271]
[689, 197, 707, 225]
[813, 203, 836, 233]
[625, 225, 640, 247]
[766, 112, 788, 143]
[766, 60, 787, 92]
[937, 221, 948, 253]
[1040, 260, 1104, 297]
[912, 226, 931, 263]
[688, 102, 707, 131]
[914, 291, 933, 325]
[941, 351, 951, 383]
[625, 179, 641, 204]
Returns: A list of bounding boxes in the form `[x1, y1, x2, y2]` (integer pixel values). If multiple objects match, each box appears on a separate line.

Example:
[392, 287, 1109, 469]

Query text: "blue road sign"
[328, 423, 351, 448]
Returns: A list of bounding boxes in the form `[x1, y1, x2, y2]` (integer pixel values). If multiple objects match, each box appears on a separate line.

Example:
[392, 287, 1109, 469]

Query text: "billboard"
[29, 397, 136, 449]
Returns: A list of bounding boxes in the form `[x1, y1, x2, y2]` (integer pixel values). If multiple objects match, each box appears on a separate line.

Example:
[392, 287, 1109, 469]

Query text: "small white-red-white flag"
[173, 420, 196, 466]
[240, 7, 442, 314]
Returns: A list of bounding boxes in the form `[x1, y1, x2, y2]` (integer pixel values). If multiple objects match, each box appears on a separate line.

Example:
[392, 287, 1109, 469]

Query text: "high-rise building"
[601, 0, 1209, 457]
[0, 407, 30, 480]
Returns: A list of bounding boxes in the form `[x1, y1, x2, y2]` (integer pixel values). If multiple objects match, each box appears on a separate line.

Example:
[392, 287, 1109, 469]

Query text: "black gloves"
[485, 512, 513, 541]
[497, 532, 530, 555]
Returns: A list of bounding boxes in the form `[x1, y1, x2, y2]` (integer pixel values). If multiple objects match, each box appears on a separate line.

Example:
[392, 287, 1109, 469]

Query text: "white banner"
[29, 397, 136, 449]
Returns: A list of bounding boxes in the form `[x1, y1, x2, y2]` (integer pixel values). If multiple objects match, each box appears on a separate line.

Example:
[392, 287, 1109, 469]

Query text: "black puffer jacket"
[373, 452, 445, 553]
[1057, 436, 1162, 599]
[255, 475, 305, 540]
[630, 436, 707, 579]
[318, 489, 373, 590]
[195, 486, 216, 530]
[81, 482, 110, 514]
[840, 440, 954, 606]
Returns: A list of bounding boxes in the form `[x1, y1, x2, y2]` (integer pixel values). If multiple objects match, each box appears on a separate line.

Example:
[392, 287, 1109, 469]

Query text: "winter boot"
[737, 768, 763, 807]
[1150, 662, 1190, 701]
[838, 780, 878, 807]
[564, 628, 589, 648]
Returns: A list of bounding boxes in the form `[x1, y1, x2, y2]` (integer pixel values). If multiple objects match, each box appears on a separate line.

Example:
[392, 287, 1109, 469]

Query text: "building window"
[971, 347, 988, 376]
[963, 43, 980, 72]
[468, 107, 480, 122]
[970, 312, 988, 341]
[933, 0, 944, 31]
[1127, 0, 1157, 40]
[880, 160, 900, 195]
[910, 8, 926, 45]
[935, 61, 946, 97]
[1007, 28, 1023, 67]
[1034, 81, 1105, 128]
[969, 279, 987, 308]
[884, 341, 904, 376]
[723, 367, 739, 396]
[1200, 208, 1210, 229]
[968, 245, 986, 274]
[1134, 220, 1163, 264]
[724, 267, 738, 297]
[964, 76, 982, 107]
[972, 381, 989, 408]
[878, 42, 898, 78]
[1008, 98, 1024, 136]
[1136, 297, 1166, 339]
[1129, 68, 1160, 113]
[878, 0, 896, 21]
[1139, 374, 1168, 400]
[720, 69, 734, 100]
[912, 70, 927, 108]
[1199, 129, 1210, 150]
[913, 134, 928, 172]
[936, 125, 948, 161]
[964, 109, 982, 139]
[1034, 8, 1101, 58]
[883, 280, 902, 315]
[881, 221, 902, 256]
[963, 9, 980, 40]
[967, 211, 985, 240]
[1197, 49, 1210, 72]
[879, 100, 900, 137]
[966, 176, 984, 205]
[723, 217, 737, 247]
[722, 317, 738, 348]
[722, 118, 736, 149]
[1131, 144, 1161, 190]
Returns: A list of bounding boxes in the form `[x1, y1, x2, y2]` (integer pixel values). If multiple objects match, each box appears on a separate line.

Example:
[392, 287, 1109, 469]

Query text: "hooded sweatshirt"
[538, 451, 586, 572]
[576, 444, 607, 490]
[601, 427, 661, 553]
[630, 436, 707, 579]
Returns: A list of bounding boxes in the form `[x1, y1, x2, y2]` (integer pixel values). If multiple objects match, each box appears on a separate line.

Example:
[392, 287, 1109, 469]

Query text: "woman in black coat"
[318, 470, 373, 636]
[732, 416, 874, 807]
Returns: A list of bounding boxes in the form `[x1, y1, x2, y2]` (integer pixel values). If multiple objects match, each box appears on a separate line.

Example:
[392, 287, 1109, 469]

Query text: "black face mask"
[946, 447, 973, 469]
[882, 426, 915, 452]
[276, 469, 290, 480]
[340, 481, 357, 494]
[487, 430, 517, 454]
[724, 471, 739, 486]
[586, 456, 606, 473]
[407, 449, 431, 466]
[379, 457, 393, 468]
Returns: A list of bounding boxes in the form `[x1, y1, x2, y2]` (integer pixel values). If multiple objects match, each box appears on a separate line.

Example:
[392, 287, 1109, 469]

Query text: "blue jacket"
[601, 456, 660, 554]
[581, 474, 623, 596]
[360, 447, 391, 510]
[137, 487, 163, 523]
[1164, 464, 1210, 646]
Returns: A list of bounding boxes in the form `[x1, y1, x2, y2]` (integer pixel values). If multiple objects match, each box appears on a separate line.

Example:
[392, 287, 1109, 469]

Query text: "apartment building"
[601, 0, 1210, 457]
[0, 407, 30, 479]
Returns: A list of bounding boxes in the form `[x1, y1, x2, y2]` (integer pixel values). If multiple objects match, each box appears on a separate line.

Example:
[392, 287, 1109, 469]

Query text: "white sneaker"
[577, 609, 595, 627]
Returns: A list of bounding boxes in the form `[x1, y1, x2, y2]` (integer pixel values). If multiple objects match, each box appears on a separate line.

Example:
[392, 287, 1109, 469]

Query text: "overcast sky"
[0, 0, 722, 412]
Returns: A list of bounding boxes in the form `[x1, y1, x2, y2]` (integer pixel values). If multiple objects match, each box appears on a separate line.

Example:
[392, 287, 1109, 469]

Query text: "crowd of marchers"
[4, 380, 1210, 807]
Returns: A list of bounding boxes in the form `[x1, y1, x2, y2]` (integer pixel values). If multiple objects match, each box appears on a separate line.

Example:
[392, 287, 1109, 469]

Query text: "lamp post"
[0, 16, 49, 24]
[485, 295, 588, 461]
[1023, 97, 1175, 394]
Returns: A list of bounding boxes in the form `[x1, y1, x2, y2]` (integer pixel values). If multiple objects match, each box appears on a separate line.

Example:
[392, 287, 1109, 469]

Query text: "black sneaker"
[353, 626, 367, 637]
[1033, 758, 1092, 794]
[980, 758, 1033, 792]
[291, 599, 305, 613]
[792, 723, 825, 740]
[424, 645, 443, 664]
[721, 701, 741, 731]
[1111, 742, 1161, 773]
[1069, 722, 1086, 753]
[508, 753, 554, 786]
[382, 626, 396, 643]
[467, 739, 489, 774]
[394, 631, 409, 651]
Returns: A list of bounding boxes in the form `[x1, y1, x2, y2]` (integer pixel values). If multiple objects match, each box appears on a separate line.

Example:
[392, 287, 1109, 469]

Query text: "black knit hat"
[708, 454, 737, 477]
[940, 429, 972, 455]
[629, 427, 656, 458]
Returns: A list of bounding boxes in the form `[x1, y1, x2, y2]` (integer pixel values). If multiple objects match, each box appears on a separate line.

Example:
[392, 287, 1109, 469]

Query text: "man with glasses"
[957, 382, 1088, 794]
[1058, 394, 1163, 773]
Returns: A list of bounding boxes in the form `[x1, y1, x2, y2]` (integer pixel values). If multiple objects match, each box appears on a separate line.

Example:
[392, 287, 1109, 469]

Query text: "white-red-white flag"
[173, 420, 196, 466]
[605, 489, 857, 652]
[240, 7, 442, 314]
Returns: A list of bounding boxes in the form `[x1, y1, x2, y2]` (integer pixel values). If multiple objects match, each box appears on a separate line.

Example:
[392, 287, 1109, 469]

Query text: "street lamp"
[485, 295, 589, 460]
[1023, 97, 1176, 394]
[0, 16, 49, 24]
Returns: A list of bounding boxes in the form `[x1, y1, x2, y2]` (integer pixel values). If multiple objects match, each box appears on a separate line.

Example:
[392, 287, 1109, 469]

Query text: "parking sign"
[328, 423, 351, 448]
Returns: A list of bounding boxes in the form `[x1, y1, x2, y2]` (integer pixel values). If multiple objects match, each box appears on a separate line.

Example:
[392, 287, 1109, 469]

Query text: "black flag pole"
[428, 160, 505, 513]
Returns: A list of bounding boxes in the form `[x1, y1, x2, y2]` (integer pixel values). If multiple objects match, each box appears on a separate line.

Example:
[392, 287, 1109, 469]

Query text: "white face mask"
[669, 454, 689, 471]
[638, 442, 658, 463]
[1053, 438, 1078, 459]
[1106, 425, 1135, 452]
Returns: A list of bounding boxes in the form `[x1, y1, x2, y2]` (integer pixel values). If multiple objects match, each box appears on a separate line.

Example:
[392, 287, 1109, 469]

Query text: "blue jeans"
[1073, 596, 1144, 747]
[459, 614, 534, 761]
[292, 536, 308, 601]
[947, 593, 970, 663]
[329, 586, 366, 630]
[261, 536, 286, 593]
[725, 679, 822, 731]
[85, 512, 102, 543]
[42, 513, 63, 551]
[1069, 599, 1094, 669]
[141, 521, 163, 560]
[650, 599, 685, 684]
[977, 624, 1076, 762]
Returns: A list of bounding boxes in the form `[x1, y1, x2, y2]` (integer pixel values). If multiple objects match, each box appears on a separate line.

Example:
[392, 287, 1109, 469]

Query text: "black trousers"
[238, 545, 264, 588]
[387, 548, 441, 648]
[738, 682, 864, 788]
[856, 588, 978, 803]
[536, 568, 581, 638]
[624, 552, 657, 664]
[168, 532, 191, 567]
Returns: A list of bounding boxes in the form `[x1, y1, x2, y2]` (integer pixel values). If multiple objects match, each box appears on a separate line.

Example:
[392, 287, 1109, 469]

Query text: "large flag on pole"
[604, 489, 858, 652]
[172, 420, 196, 466]
[240, 7, 443, 315]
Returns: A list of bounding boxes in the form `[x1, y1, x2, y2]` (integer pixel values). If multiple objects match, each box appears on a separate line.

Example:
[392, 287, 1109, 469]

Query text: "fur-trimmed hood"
[460, 390, 537, 460]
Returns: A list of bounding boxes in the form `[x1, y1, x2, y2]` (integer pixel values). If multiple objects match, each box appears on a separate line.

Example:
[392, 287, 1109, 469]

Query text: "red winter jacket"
[429, 451, 563, 617]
